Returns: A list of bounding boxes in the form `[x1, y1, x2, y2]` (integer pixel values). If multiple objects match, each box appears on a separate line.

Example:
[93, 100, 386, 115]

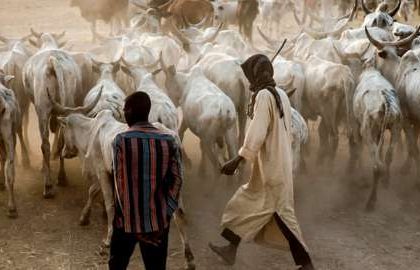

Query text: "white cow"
[350, 62, 401, 211]
[196, 52, 249, 144]
[0, 73, 21, 218]
[291, 107, 308, 175]
[83, 59, 126, 122]
[53, 109, 195, 269]
[160, 57, 237, 173]
[23, 31, 84, 197]
[0, 37, 31, 166]
[120, 62, 179, 131]
[300, 56, 355, 163]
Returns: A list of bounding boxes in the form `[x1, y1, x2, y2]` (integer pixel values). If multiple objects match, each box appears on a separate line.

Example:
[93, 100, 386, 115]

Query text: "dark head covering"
[241, 54, 283, 119]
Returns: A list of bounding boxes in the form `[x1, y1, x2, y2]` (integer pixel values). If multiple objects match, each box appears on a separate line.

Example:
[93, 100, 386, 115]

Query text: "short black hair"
[124, 92, 151, 126]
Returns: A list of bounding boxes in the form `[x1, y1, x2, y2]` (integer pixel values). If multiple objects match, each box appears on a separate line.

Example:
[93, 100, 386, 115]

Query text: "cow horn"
[182, 12, 209, 28]
[365, 26, 385, 49]
[366, 25, 420, 48]
[131, 0, 148, 10]
[361, 0, 373, 14]
[30, 28, 42, 38]
[286, 88, 297, 98]
[170, 19, 223, 46]
[257, 26, 277, 50]
[293, 5, 307, 26]
[388, 0, 401, 17]
[158, 51, 168, 73]
[48, 87, 103, 116]
[303, 17, 351, 39]
[156, 0, 175, 10]
[52, 31, 66, 40]
[0, 35, 8, 43]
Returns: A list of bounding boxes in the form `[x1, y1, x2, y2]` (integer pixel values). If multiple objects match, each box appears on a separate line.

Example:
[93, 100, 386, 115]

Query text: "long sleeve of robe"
[221, 88, 309, 252]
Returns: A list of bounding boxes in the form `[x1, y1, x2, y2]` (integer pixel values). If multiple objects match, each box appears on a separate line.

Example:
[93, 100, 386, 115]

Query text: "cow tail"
[49, 56, 66, 106]
[343, 74, 355, 139]
[376, 90, 390, 168]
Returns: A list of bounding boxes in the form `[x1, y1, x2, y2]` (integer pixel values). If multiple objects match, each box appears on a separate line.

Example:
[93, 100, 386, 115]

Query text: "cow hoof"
[185, 262, 196, 270]
[43, 186, 55, 199]
[79, 216, 90, 226]
[57, 172, 68, 187]
[365, 201, 375, 212]
[7, 208, 18, 219]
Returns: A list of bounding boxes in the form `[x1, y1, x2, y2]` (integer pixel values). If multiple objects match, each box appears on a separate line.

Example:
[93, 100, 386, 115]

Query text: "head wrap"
[241, 54, 284, 119]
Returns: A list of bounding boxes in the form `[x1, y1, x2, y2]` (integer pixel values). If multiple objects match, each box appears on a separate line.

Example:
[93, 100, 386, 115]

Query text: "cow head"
[29, 28, 67, 49]
[365, 25, 420, 83]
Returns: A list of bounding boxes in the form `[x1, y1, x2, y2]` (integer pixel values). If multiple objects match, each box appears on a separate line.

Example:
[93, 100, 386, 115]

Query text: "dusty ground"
[1, 0, 420, 269]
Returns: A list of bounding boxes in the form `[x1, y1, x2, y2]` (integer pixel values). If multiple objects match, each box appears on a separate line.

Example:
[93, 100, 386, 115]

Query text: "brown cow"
[237, 0, 259, 43]
[132, 0, 214, 29]
[70, 0, 128, 42]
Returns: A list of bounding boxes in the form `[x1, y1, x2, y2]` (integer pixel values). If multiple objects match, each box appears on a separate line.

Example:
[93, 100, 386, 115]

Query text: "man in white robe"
[209, 54, 315, 270]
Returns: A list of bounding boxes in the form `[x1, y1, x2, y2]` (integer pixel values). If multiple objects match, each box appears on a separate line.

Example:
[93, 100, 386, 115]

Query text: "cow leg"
[173, 203, 195, 270]
[400, 122, 418, 174]
[38, 115, 54, 198]
[57, 154, 68, 187]
[365, 132, 383, 212]
[179, 120, 191, 168]
[199, 139, 221, 179]
[3, 136, 17, 218]
[225, 126, 238, 161]
[90, 21, 97, 43]
[98, 170, 114, 247]
[17, 125, 30, 168]
[80, 177, 101, 226]
[383, 126, 399, 188]
[317, 119, 329, 164]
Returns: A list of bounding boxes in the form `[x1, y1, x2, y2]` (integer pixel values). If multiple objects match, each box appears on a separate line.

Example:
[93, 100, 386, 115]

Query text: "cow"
[159, 56, 237, 174]
[291, 107, 309, 175]
[70, 0, 129, 42]
[120, 60, 179, 131]
[22, 30, 87, 198]
[83, 58, 126, 122]
[51, 108, 195, 269]
[196, 52, 249, 144]
[131, 0, 214, 30]
[350, 59, 401, 211]
[300, 56, 355, 163]
[0, 35, 32, 167]
[0, 72, 21, 218]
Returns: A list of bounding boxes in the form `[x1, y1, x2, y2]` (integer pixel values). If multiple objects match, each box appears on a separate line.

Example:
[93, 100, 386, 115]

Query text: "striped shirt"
[112, 122, 183, 234]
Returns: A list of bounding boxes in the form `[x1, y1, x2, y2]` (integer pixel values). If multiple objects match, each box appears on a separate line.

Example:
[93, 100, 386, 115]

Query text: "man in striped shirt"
[109, 92, 183, 270]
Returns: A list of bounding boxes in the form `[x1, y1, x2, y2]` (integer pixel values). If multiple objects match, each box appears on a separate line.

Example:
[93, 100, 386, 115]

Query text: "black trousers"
[109, 226, 170, 270]
[222, 214, 312, 267]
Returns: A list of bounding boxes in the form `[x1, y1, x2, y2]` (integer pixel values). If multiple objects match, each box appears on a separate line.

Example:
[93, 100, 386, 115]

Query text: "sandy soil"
[1, 0, 420, 269]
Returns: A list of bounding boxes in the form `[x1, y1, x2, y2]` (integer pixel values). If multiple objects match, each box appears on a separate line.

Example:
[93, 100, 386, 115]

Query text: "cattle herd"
[1, 0, 420, 268]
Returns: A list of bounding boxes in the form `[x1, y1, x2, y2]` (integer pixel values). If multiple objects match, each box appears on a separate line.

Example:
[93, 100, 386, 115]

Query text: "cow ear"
[378, 50, 388, 59]
[3, 75, 14, 88]
[29, 38, 39, 48]
[120, 65, 131, 75]
[92, 64, 100, 74]
[57, 116, 68, 127]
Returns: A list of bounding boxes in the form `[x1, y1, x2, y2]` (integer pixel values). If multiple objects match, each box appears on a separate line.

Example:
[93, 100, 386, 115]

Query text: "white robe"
[221, 88, 308, 251]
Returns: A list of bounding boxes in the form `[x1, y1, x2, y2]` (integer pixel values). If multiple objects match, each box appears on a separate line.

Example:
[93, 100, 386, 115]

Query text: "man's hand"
[221, 156, 244, 175]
